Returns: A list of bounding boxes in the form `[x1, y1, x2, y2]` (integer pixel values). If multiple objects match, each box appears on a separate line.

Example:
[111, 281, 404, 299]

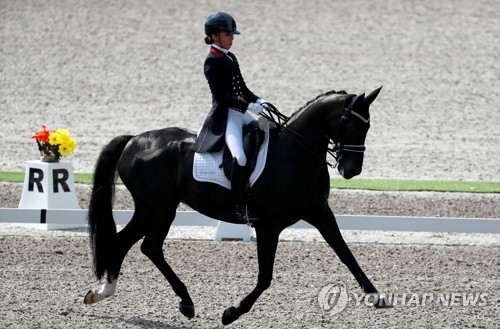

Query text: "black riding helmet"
[204, 12, 240, 36]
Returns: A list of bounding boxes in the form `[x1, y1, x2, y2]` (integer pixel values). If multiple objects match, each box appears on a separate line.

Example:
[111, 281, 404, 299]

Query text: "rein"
[260, 103, 334, 166]
[260, 99, 368, 168]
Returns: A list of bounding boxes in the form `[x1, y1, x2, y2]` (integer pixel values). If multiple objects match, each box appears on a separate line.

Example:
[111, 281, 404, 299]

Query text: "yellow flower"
[48, 132, 60, 145]
[58, 138, 77, 156]
[68, 138, 77, 151]
[58, 144, 71, 156]
[56, 133, 70, 145]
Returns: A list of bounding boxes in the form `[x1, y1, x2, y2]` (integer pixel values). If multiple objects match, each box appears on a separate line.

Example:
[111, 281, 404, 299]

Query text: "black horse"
[84, 87, 387, 325]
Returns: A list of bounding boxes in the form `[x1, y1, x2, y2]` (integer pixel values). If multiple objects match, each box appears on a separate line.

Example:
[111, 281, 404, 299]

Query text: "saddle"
[193, 117, 270, 189]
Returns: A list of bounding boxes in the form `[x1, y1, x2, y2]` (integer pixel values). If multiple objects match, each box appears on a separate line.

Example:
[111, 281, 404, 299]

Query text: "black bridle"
[329, 98, 369, 167]
[260, 99, 368, 168]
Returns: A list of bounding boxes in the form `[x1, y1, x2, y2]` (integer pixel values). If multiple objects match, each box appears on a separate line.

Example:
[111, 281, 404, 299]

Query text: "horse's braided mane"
[288, 90, 348, 121]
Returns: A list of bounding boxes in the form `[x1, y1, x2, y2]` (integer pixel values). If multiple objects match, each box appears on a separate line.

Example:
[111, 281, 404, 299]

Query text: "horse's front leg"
[310, 206, 391, 308]
[222, 224, 280, 325]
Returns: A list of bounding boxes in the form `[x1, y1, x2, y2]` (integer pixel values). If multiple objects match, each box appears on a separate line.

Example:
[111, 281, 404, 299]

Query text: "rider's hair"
[204, 35, 214, 45]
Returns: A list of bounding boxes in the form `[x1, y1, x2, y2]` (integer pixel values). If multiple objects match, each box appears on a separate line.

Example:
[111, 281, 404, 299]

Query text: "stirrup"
[235, 206, 259, 227]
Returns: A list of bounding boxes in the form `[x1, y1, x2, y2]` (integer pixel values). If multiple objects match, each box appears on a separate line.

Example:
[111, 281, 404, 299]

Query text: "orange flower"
[32, 125, 50, 143]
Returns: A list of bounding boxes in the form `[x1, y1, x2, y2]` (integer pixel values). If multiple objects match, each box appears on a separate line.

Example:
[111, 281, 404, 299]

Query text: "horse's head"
[328, 87, 382, 179]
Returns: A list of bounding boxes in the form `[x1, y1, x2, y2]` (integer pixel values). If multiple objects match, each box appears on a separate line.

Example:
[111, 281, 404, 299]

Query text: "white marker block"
[18, 160, 81, 229]
[19, 160, 80, 209]
[214, 221, 255, 242]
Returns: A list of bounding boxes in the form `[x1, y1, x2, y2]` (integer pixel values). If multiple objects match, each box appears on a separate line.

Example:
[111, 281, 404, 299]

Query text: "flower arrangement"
[32, 125, 77, 162]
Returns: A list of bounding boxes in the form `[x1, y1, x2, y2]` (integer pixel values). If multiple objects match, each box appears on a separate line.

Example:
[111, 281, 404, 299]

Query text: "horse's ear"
[364, 86, 382, 105]
[352, 93, 365, 108]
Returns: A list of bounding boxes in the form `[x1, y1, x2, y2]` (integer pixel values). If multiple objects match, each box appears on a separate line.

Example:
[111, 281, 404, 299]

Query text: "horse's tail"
[88, 135, 133, 280]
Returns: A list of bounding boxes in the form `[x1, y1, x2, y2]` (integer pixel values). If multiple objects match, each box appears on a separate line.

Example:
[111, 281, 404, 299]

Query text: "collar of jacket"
[210, 44, 234, 61]
[210, 47, 224, 58]
[211, 43, 229, 54]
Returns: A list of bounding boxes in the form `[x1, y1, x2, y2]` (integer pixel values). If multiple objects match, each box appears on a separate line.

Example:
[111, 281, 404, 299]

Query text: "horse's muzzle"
[338, 164, 361, 180]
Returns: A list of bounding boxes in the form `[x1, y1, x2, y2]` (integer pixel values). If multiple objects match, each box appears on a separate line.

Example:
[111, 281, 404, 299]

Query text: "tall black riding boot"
[230, 158, 258, 225]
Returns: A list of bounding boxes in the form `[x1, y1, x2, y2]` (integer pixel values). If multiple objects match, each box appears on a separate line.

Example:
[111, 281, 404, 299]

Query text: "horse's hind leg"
[140, 206, 195, 319]
[311, 207, 391, 308]
[84, 213, 146, 304]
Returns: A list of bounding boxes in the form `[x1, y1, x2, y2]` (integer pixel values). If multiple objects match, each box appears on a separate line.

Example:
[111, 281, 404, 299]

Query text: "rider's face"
[213, 32, 234, 50]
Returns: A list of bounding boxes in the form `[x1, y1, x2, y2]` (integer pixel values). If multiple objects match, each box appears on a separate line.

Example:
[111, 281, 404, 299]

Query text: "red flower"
[32, 125, 50, 143]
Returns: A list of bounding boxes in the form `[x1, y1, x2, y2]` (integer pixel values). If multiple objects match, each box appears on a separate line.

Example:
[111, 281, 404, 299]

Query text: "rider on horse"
[193, 12, 267, 224]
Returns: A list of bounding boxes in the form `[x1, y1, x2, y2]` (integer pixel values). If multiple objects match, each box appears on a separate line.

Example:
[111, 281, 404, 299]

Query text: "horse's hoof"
[367, 292, 393, 308]
[374, 298, 393, 309]
[179, 302, 195, 319]
[83, 290, 94, 304]
[222, 306, 238, 325]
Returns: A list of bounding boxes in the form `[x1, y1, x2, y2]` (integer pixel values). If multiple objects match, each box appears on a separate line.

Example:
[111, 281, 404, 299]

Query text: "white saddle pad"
[193, 118, 270, 189]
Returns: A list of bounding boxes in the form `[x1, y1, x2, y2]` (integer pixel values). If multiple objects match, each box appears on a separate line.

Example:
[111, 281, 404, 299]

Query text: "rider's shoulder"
[208, 47, 225, 58]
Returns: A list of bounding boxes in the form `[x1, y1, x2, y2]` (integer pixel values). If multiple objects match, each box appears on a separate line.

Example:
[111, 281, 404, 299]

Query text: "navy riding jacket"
[193, 46, 259, 153]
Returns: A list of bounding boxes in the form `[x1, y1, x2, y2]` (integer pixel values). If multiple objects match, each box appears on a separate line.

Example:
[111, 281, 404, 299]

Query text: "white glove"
[256, 99, 266, 104]
[247, 102, 264, 115]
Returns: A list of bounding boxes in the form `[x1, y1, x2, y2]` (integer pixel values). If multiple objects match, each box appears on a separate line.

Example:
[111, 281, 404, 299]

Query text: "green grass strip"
[0, 171, 498, 193]
[330, 178, 500, 193]
[0, 171, 95, 184]
[0, 171, 25, 183]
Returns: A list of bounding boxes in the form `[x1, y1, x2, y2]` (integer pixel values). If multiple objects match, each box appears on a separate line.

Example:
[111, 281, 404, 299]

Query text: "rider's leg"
[226, 109, 255, 166]
[229, 157, 249, 222]
[226, 109, 258, 223]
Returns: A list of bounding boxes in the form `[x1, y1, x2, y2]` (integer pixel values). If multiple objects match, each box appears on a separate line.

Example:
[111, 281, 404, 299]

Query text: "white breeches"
[226, 109, 257, 166]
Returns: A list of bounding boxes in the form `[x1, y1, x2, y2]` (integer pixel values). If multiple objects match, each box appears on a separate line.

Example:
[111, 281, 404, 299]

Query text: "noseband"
[329, 100, 369, 167]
